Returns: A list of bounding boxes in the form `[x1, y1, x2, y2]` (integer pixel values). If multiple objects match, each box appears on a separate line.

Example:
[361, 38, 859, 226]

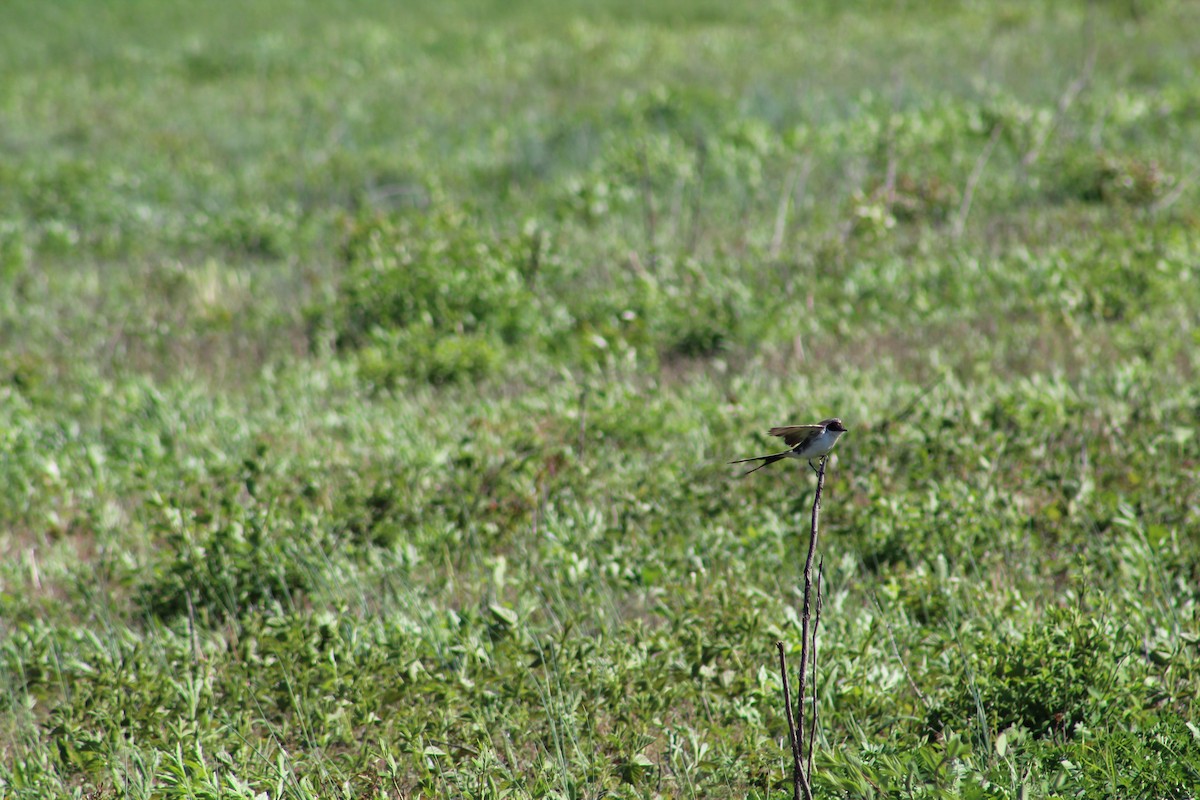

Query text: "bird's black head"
[825, 418, 848, 432]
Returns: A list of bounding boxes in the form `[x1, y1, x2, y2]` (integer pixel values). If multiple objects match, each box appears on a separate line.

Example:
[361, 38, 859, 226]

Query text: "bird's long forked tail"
[729, 451, 790, 476]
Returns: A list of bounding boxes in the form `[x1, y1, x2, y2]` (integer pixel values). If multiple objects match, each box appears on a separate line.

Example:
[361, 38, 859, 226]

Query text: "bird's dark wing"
[768, 425, 822, 447]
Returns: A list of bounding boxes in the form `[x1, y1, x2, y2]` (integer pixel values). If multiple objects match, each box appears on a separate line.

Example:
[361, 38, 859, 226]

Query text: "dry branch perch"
[778, 454, 832, 800]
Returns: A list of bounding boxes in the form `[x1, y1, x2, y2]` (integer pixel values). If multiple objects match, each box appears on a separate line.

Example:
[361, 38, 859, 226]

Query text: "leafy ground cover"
[1, 0, 1199, 797]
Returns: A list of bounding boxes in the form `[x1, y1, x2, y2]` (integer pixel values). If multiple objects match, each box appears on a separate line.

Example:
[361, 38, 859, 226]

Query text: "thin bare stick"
[769, 158, 813, 261]
[525, 226, 544, 289]
[1022, 45, 1097, 169]
[807, 557, 825, 781]
[793, 455, 827, 800]
[684, 137, 708, 256]
[879, 371, 946, 436]
[777, 642, 807, 800]
[26, 548, 42, 591]
[636, 141, 658, 272]
[873, 592, 932, 710]
[576, 386, 588, 460]
[952, 124, 1003, 240]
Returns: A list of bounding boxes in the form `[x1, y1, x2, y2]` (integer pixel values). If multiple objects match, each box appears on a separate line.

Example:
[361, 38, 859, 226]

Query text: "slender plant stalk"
[776, 642, 807, 800]
[952, 123, 1003, 240]
[779, 454, 830, 800]
[636, 140, 658, 272]
[808, 557, 824, 778]
[684, 136, 707, 256]
[576, 386, 588, 460]
[768, 157, 812, 261]
[798, 457, 826, 791]
[1021, 43, 1096, 169]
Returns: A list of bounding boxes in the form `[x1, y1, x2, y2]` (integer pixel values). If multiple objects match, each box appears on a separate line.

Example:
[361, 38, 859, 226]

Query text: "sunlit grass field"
[2, 1, 1199, 797]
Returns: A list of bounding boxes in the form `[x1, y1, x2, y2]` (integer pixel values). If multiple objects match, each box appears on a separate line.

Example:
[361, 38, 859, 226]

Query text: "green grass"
[2, 0, 1199, 797]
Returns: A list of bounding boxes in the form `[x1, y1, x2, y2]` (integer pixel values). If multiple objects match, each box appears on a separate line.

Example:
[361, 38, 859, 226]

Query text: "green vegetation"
[2, 0, 1199, 797]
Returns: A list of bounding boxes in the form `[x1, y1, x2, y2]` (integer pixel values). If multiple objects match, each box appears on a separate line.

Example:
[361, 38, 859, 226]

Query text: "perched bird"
[731, 418, 848, 475]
